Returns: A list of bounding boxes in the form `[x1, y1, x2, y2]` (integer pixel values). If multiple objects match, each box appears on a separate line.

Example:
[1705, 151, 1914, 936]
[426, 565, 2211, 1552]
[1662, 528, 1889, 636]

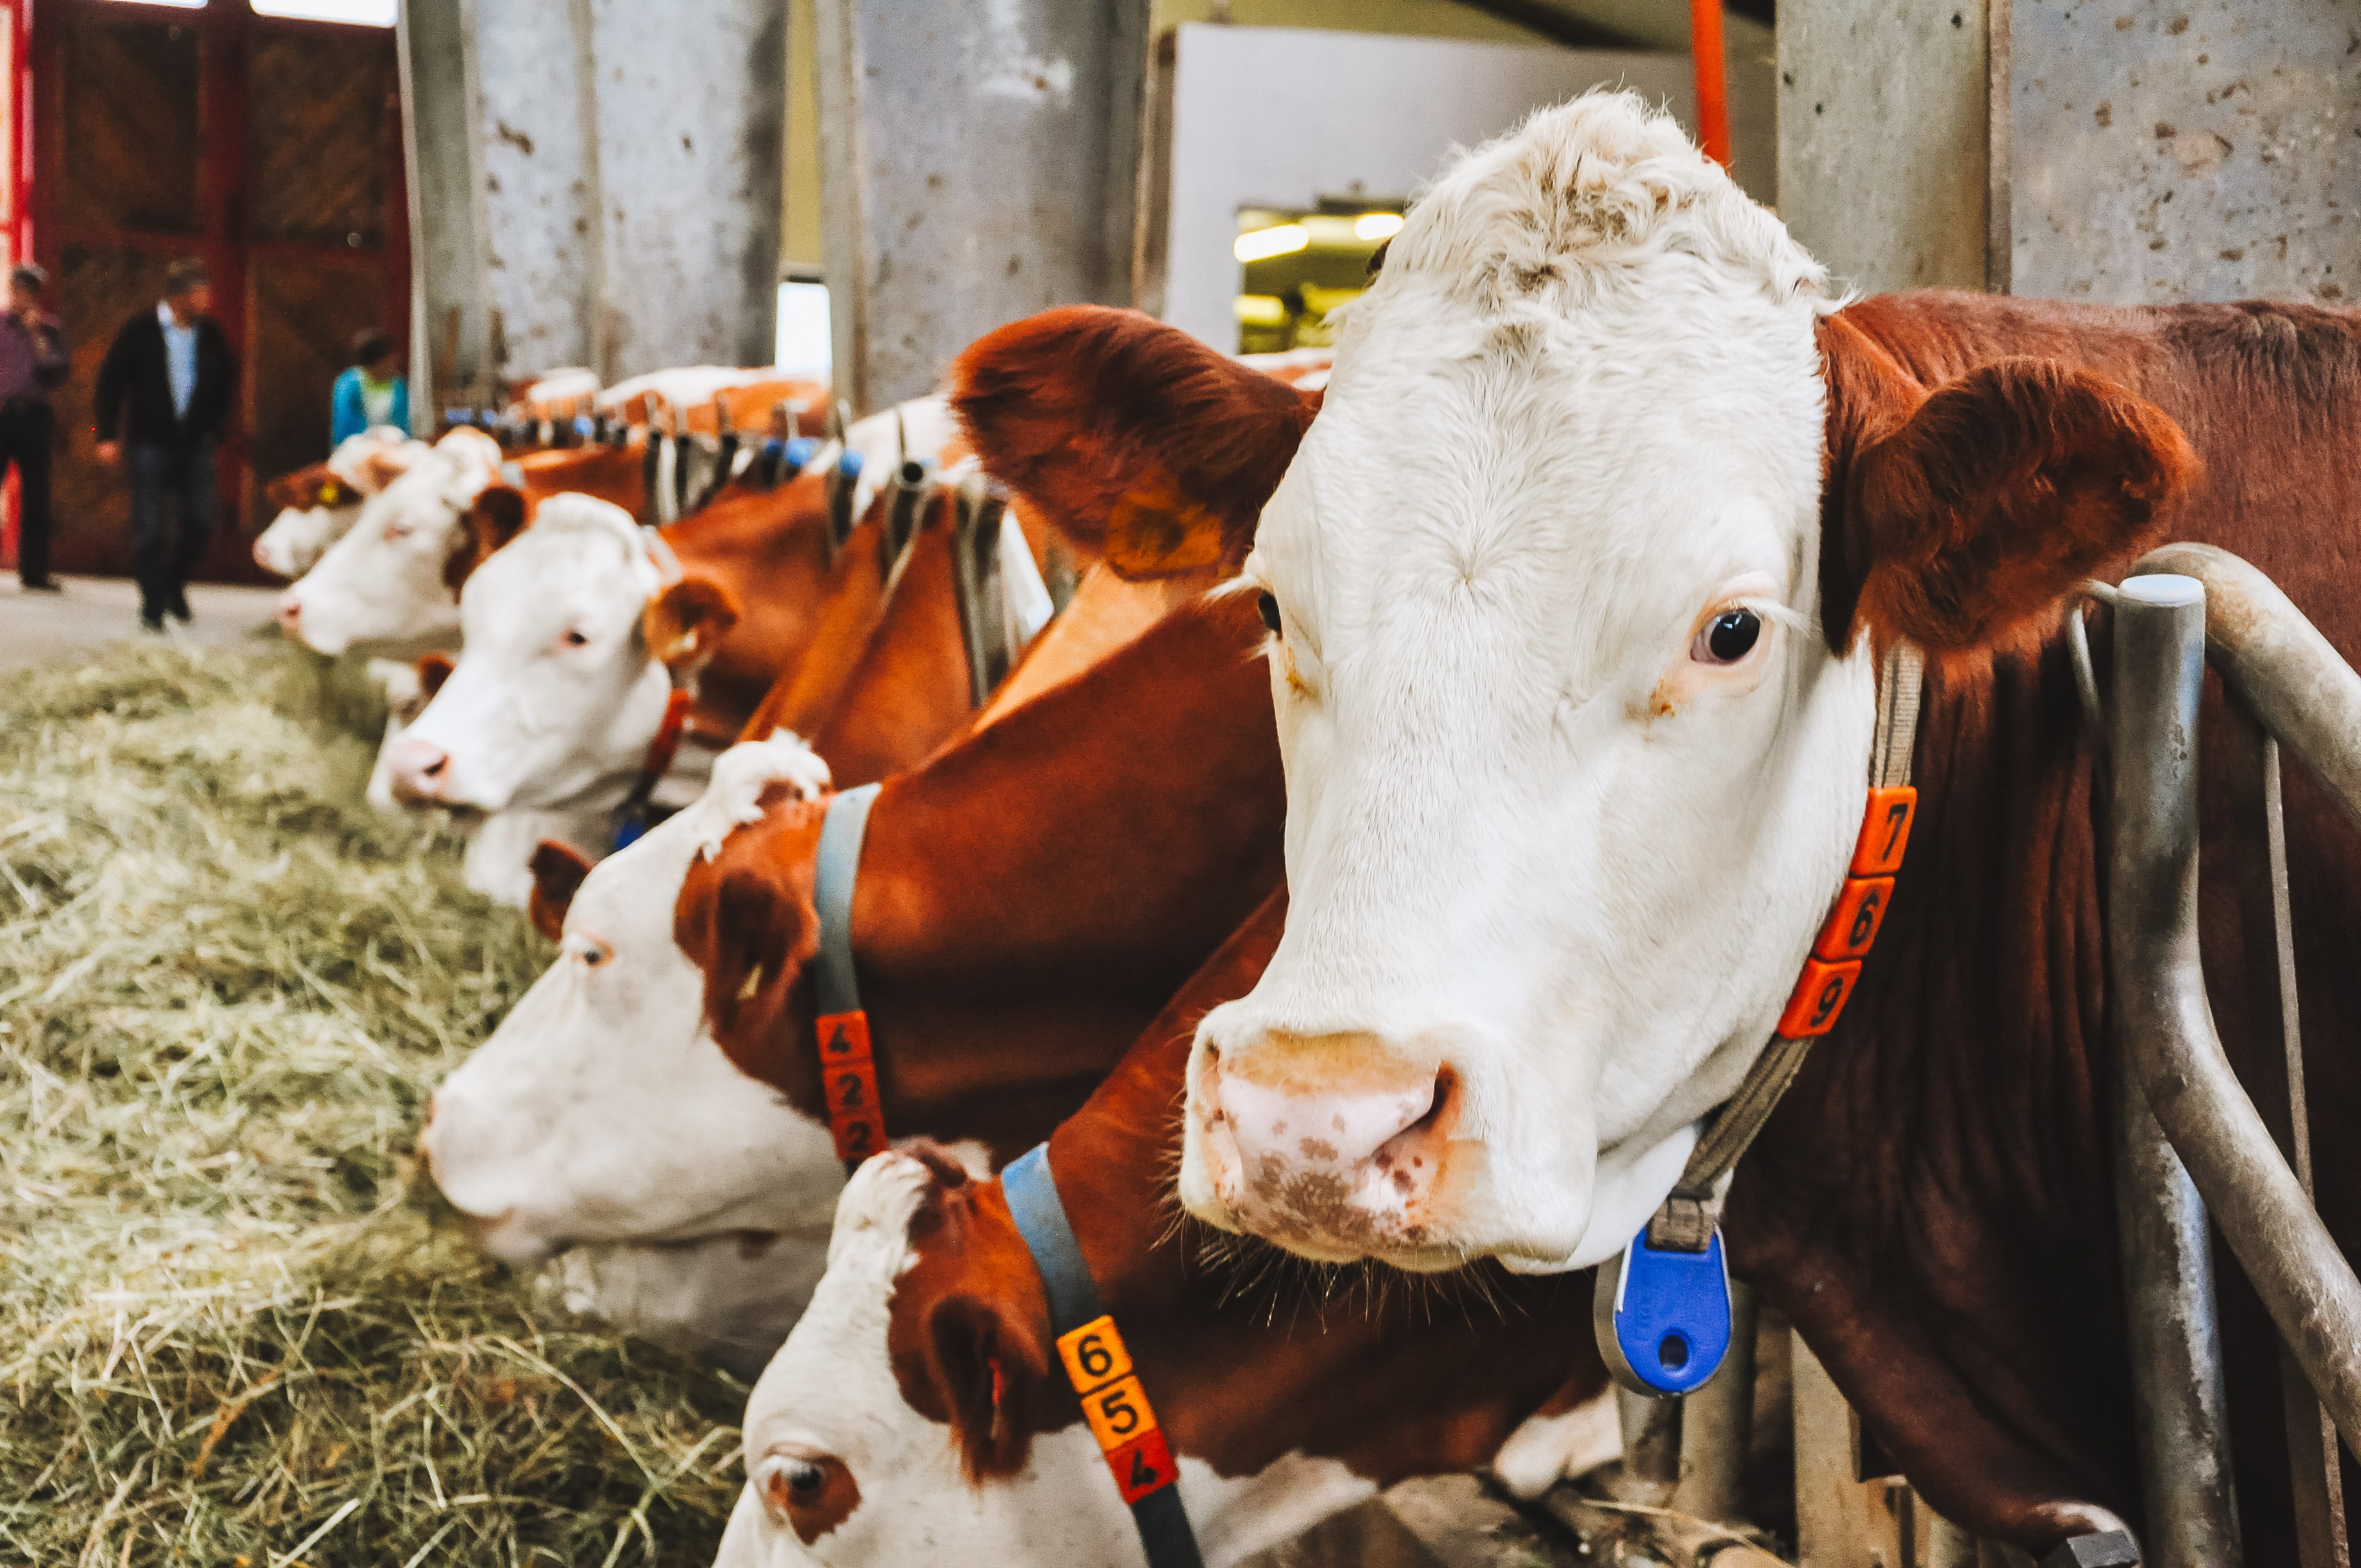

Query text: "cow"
[951, 89, 2361, 1559]
[420, 588, 1285, 1362]
[252, 427, 422, 578]
[380, 398, 1014, 836]
[275, 427, 516, 655]
[713, 891, 1619, 1567]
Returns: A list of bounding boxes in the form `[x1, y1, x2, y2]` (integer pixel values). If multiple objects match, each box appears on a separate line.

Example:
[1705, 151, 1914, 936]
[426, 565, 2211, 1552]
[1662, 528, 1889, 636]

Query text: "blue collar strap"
[812, 783, 883, 1168]
[1000, 1145, 1204, 1568]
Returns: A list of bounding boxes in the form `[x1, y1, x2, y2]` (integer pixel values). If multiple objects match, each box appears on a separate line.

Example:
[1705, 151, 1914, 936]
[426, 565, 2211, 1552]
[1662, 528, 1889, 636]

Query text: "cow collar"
[812, 782, 886, 1170]
[1597, 639, 1923, 1397]
[1002, 1144, 1206, 1568]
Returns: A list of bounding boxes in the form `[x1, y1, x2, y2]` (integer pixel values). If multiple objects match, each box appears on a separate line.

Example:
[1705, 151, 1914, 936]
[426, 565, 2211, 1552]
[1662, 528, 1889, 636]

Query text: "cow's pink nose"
[253, 538, 272, 570]
[275, 590, 302, 633]
[387, 737, 453, 803]
[1199, 1032, 1459, 1257]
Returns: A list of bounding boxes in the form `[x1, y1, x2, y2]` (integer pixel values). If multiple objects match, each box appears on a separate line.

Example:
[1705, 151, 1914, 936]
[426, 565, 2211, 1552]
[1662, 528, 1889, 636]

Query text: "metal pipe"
[2110, 568, 2361, 1563]
[1615, 1386, 1683, 1505]
[2108, 573, 2244, 1566]
[2132, 543, 2361, 838]
[1674, 1277, 1757, 1524]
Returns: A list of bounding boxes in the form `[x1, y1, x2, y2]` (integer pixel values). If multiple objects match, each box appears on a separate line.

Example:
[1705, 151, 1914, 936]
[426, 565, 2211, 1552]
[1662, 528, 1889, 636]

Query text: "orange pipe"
[1690, 0, 1732, 168]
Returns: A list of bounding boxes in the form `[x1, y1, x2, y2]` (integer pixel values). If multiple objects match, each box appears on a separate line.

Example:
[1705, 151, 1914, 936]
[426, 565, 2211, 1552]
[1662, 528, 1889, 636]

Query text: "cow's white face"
[1179, 94, 1874, 1275]
[390, 496, 671, 814]
[423, 739, 840, 1262]
[253, 498, 363, 579]
[717, 1155, 1368, 1568]
[278, 430, 501, 654]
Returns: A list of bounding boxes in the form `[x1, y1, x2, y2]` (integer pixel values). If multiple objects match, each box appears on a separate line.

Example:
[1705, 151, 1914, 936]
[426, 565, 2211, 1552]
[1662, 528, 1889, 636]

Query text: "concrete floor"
[0, 574, 284, 671]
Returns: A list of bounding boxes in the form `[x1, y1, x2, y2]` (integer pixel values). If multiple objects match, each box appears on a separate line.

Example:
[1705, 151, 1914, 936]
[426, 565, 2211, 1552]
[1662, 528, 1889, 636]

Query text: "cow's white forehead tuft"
[520, 492, 646, 559]
[689, 736, 833, 862]
[1385, 89, 1826, 317]
[827, 1152, 937, 1269]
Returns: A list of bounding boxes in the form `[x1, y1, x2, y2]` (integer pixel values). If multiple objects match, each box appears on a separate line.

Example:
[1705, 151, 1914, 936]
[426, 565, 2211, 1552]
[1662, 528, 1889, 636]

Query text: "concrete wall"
[2010, 0, 2359, 306]
[1779, 0, 2360, 306]
[404, 0, 787, 398]
[813, 0, 1148, 415]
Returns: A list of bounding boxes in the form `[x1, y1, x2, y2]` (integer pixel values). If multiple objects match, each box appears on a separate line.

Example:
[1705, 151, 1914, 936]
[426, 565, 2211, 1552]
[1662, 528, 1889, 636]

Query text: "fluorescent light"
[1233, 294, 1288, 326]
[1354, 211, 1405, 242]
[1233, 224, 1308, 264]
[252, 0, 396, 22]
[775, 281, 831, 375]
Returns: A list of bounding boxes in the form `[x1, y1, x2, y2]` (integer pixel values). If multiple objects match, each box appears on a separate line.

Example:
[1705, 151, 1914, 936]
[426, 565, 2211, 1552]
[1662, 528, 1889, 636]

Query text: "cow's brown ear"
[415, 651, 455, 701]
[1849, 357, 2196, 660]
[645, 573, 741, 669]
[527, 840, 593, 940]
[951, 305, 1318, 579]
[923, 1291, 1051, 1482]
[467, 483, 529, 555]
[358, 443, 418, 493]
[674, 823, 824, 1084]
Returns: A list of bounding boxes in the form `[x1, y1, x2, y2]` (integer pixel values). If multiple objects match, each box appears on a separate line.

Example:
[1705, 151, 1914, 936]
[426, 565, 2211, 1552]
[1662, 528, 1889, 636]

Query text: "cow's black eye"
[1257, 591, 1282, 638]
[783, 1459, 824, 1499]
[1695, 608, 1761, 665]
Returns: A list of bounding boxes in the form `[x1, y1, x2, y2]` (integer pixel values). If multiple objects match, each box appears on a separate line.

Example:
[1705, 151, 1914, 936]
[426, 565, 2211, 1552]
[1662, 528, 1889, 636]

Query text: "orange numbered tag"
[1081, 1376, 1160, 1450]
[1056, 1316, 1133, 1395]
[816, 1010, 873, 1067]
[1105, 1428, 1179, 1505]
[1813, 876, 1895, 962]
[824, 1056, 884, 1161]
[1054, 1316, 1177, 1501]
[1778, 956, 1862, 1038]
[1850, 786, 1917, 877]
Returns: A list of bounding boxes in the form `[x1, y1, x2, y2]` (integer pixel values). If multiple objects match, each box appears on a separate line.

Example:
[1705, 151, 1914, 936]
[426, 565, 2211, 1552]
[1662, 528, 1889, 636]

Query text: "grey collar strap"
[813, 783, 881, 1021]
[1000, 1145, 1205, 1568]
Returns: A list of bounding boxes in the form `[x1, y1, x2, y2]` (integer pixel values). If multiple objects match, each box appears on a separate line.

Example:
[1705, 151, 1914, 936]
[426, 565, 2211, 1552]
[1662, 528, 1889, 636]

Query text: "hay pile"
[0, 641, 744, 1565]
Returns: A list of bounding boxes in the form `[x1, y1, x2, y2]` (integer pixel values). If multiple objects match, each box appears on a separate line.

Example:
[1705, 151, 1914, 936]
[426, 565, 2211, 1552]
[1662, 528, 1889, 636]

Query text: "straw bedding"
[0, 641, 744, 1565]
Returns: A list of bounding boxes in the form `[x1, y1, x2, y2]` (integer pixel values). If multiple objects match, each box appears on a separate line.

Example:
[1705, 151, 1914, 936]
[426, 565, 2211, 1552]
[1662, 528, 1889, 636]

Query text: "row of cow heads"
[955, 91, 2196, 1278]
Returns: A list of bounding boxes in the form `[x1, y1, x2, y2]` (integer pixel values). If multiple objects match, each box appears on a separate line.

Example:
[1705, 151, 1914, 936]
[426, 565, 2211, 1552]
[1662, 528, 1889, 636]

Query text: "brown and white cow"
[252, 427, 422, 578]
[954, 89, 2361, 1558]
[715, 892, 1617, 1567]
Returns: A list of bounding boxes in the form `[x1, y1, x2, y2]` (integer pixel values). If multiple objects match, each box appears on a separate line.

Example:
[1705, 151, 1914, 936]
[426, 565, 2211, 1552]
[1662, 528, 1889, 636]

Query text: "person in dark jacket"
[94, 256, 237, 630]
[0, 262, 69, 591]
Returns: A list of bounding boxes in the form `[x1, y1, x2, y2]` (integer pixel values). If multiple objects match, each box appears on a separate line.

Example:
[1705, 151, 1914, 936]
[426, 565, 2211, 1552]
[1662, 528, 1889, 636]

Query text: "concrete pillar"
[1777, 0, 2359, 305]
[401, 0, 787, 399]
[812, 0, 1149, 415]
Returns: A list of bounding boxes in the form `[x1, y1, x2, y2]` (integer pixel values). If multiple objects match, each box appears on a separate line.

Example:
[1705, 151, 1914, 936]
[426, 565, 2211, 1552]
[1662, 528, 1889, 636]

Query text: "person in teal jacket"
[330, 330, 408, 445]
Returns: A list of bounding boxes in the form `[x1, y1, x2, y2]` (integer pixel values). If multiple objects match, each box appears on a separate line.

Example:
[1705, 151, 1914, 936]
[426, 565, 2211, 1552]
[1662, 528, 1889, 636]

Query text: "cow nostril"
[421, 754, 447, 778]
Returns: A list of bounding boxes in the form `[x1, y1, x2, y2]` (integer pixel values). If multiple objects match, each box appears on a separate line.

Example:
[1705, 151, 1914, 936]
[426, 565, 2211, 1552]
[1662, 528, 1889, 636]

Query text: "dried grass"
[0, 639, 743, 1566]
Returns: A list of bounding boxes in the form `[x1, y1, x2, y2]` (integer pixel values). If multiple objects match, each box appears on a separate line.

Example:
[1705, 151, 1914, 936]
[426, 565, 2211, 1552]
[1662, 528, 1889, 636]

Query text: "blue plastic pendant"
[611, 811, 649, 853]
[1593, 1226, 1734, 1397]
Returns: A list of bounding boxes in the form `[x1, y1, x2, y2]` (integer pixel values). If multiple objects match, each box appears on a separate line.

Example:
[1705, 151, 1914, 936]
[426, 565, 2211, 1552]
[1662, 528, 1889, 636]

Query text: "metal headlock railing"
[2102, 544, 2358, 1568]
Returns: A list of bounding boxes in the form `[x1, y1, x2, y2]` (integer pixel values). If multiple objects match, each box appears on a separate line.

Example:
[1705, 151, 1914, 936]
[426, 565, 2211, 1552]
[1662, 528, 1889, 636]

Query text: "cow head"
[716, 1151, 1166, 1568]
[421, 736, 840, 1263]
[275, 428, 508, 654]
[384, 493, 732, 814]
[960, 91, 2193, 1275]
[252, 428, 423, 579]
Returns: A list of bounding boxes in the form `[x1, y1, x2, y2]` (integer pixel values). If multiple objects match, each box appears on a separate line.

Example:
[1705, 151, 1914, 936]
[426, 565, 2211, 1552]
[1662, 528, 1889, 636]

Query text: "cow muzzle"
[385, 736, 455, 804]
[274, 589, 303, 636]
[1185, 1027, 1478, 1268]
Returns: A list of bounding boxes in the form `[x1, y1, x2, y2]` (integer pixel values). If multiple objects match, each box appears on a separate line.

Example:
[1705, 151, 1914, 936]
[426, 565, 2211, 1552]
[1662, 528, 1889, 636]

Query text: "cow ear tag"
[1593, 1226, 1733, 1397]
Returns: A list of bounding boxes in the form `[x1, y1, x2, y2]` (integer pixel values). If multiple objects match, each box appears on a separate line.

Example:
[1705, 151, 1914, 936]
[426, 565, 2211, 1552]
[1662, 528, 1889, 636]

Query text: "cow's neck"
[736, 504, 894, 744]
[666, 470, 835, 735]
[807, 511, 979, 786]
[840, 592, 1284, 1157]
[1745, 288, 2361, 1546]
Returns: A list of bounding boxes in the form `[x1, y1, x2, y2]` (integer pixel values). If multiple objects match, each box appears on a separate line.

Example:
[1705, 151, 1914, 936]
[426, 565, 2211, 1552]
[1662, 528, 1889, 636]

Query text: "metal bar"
[2134, 544, 2361, 838]
[1673, 1277, 1757, 1523]
[2108, 572, 2245, 1567]
[1616, 1386, 1684, 1504]
[2114, 548, 2361, 1455]
[2220, 704, 2351, 1568]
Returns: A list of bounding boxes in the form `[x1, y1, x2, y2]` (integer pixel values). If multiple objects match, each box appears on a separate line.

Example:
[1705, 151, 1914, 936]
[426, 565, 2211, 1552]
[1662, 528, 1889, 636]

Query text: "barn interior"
[0, 2, 2357, 1566]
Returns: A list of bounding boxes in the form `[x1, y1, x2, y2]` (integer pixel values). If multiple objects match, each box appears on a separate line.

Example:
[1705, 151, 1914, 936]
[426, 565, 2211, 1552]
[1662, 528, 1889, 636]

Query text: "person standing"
[93, 257, 236, 631]
[329, 329, 407, 446]
[0, 263, 68, 592]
